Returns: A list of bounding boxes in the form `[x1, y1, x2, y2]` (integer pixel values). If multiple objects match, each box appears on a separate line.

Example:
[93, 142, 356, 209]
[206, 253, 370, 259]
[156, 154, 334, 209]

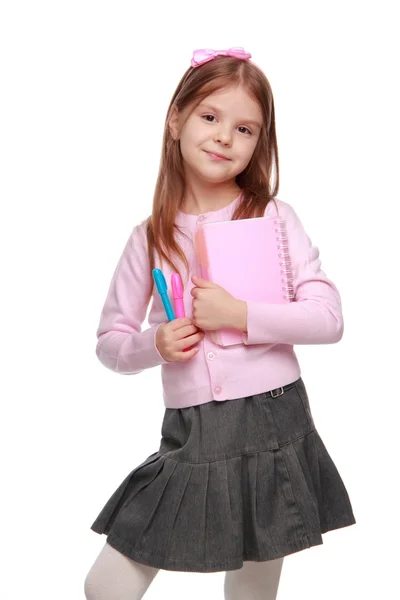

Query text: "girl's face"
[170, 85, 263, 186]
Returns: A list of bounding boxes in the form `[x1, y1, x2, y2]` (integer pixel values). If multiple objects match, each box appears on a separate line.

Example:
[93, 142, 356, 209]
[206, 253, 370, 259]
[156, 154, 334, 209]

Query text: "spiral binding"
[274, 218, 295, 300]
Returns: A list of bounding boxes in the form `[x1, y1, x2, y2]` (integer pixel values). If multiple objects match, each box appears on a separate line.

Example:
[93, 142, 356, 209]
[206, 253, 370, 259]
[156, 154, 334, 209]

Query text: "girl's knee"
[84, 542, 160, 600]
[83, 573, 97, 600]
[224, 557, 285, 600]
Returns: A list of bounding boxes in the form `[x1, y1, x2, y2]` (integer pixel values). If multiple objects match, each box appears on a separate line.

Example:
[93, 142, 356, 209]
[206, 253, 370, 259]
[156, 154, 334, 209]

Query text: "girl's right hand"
[156, 317, 204, 362]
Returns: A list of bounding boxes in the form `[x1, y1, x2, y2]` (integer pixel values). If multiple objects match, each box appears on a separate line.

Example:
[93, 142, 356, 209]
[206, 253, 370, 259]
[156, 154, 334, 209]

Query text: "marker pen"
[171, 273, 185, 317]
[152, 269, 175, 321]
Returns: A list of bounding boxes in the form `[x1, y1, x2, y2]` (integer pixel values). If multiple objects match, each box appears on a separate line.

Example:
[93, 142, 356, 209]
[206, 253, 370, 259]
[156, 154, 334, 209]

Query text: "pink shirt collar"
[175, 192, 243, 227]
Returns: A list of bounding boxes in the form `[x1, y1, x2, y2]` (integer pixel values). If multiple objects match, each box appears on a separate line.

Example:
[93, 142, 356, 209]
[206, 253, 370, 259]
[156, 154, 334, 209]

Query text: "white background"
[1, 1, 399, 598]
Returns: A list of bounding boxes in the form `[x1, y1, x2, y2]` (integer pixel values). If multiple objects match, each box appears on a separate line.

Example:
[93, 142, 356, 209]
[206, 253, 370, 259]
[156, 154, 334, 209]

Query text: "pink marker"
[172, 272, 192, 352]
[171, 273, 185, 317]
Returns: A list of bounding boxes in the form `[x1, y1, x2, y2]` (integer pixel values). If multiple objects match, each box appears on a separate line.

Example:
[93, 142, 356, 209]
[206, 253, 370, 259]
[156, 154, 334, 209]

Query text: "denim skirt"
[90, 377, 356, 573]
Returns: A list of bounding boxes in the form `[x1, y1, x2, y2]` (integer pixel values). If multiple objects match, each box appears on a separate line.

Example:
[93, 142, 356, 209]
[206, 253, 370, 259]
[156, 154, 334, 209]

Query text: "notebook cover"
[194, 216, 294, 346]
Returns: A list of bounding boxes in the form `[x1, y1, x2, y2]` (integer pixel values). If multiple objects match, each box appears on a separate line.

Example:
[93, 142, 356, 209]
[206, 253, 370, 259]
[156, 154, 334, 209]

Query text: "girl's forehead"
[203, 85, 255, 104]
[197, 86, 262, 119]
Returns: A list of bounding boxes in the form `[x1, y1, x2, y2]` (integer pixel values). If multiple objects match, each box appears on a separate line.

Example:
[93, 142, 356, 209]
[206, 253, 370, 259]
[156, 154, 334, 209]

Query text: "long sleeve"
[95, 221, 169, 374]
[242, 202, 344, 346]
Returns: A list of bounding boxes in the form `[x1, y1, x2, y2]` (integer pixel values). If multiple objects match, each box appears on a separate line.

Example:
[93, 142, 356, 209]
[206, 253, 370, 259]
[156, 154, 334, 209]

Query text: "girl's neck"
[180, 183, 242, 216]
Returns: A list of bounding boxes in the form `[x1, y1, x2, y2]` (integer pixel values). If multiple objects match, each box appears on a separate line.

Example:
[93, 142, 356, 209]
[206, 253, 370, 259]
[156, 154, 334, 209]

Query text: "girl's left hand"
[190, 275, 240, 331]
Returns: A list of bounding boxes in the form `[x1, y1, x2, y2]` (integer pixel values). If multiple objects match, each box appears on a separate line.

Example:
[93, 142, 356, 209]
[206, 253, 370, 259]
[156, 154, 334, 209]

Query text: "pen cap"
[152, 268, 167, 293]
[171, 273, 183, 298]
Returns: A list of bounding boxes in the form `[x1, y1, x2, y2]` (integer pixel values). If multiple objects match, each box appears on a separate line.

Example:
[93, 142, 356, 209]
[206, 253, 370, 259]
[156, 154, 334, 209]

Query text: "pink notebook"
[194, 215, 294, 346]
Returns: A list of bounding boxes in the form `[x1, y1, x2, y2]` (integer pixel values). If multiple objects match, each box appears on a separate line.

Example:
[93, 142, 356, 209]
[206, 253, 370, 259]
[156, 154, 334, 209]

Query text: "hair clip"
[191, 47, 251, 68]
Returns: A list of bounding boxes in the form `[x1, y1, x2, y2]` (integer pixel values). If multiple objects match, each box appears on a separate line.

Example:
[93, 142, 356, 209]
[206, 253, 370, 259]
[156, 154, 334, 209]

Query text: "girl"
[84, 47, 356, 600]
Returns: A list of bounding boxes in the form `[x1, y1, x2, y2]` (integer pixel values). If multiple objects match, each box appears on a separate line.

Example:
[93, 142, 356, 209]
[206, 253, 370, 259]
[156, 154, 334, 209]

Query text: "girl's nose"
[213, 129, 232, 145]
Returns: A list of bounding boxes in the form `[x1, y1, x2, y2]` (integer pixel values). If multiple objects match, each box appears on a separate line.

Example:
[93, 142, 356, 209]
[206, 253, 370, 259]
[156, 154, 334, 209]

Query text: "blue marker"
[152, 268, 175, 321]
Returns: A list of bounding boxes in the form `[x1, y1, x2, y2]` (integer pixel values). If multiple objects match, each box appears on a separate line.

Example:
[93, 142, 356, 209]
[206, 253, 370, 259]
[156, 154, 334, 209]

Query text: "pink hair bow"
[191, 47, 251, 68]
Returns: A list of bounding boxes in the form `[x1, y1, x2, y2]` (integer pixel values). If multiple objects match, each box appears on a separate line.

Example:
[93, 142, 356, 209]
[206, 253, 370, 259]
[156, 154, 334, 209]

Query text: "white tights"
[84, 542, 284, 600]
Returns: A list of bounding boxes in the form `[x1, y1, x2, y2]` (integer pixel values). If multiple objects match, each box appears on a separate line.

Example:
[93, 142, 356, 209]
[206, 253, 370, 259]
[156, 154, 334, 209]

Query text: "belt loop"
[271, 387, 284, 398]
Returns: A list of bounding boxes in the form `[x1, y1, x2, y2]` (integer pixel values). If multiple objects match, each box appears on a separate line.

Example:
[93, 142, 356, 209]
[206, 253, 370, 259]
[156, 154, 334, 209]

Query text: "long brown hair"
[144, 55, 279, 305]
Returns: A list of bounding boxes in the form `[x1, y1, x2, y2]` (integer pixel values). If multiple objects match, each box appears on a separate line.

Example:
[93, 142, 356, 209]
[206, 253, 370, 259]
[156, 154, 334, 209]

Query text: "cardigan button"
[207, 352, 215, 360]
[214, 386, 222, 394]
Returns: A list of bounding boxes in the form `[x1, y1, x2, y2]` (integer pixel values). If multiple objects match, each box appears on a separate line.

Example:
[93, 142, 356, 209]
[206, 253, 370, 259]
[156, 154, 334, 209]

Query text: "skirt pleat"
[90, 377, 356, 572]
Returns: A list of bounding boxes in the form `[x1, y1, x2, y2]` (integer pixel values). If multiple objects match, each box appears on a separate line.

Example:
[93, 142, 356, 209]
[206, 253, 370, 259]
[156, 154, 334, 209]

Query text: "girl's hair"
[144, 55, 279, 306]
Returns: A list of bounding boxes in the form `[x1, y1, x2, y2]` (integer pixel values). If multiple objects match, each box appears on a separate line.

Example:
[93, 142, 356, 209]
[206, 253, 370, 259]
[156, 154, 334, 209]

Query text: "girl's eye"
[201, 115, 252, 135]
[238, 126, 251, 135]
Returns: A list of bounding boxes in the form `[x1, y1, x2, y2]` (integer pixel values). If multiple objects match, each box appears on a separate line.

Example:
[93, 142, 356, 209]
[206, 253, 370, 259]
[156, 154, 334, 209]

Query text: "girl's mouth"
[204, 151, 230, 161]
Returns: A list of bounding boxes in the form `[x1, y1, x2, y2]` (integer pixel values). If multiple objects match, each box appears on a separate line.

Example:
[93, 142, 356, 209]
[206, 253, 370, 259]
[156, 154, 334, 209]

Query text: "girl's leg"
[224, 557, 284, 600]
[84, 542, 160, 600]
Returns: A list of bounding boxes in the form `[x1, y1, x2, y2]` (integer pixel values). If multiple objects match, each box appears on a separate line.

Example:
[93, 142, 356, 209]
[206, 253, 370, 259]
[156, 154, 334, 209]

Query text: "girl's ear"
[168, 105, 180, 140]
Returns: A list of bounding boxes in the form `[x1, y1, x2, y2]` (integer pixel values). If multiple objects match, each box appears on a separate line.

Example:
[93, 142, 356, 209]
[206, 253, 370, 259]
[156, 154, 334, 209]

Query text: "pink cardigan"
[95, 196, 344, 408]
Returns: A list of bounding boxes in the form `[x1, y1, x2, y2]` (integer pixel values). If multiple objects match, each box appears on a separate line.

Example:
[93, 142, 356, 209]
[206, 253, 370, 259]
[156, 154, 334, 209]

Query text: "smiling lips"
[204, 150, 230, 161]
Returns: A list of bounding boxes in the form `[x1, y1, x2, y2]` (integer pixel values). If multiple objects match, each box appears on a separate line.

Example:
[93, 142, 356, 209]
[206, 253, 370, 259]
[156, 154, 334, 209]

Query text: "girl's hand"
[156, 317, 204, 362]
[190, 275, 242, 331]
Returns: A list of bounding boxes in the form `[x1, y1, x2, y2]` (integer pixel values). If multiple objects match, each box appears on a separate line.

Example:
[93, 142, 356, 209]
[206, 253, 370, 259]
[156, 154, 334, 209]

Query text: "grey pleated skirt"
[90, 377, 356, 573]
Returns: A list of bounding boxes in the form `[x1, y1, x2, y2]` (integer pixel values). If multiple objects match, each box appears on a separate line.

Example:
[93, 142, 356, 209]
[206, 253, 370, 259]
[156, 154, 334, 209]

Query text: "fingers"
[166, 319, 200, 339]
[176, 330, 204, 351]
[176, 346, 200, 361]
[168, 317, 193, 331]
[179, 324, 201, 338]
[157, 318, 204, 362]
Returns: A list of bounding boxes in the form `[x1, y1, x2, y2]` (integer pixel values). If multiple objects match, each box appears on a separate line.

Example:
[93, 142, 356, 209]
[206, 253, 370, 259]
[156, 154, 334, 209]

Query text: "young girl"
[84, 47, 356, 600]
